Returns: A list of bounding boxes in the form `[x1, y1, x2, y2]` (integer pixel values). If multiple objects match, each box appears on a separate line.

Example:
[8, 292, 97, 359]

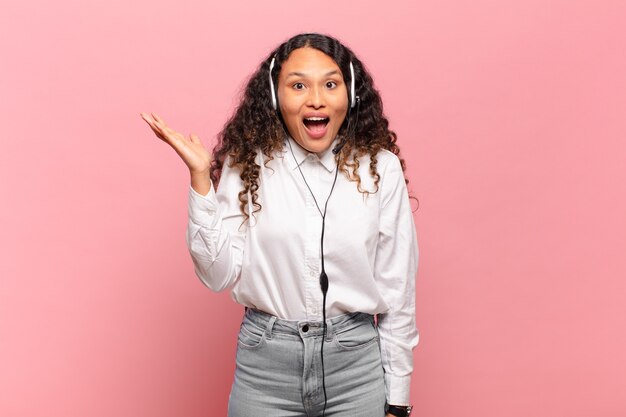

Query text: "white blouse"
[185, 136, 419, 405]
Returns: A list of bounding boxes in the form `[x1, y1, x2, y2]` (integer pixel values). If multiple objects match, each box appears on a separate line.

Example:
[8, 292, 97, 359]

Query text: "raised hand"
[140, 112, 212, 175]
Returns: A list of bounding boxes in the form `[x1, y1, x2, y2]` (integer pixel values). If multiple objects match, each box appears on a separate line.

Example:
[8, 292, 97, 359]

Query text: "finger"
[142, 117, 168, 140]
[161, 122, 174, 134]
[141, 113, 176, 144]
[152, 120, 171, 135]
[142, 117, 165, 137]
[151, 125, 164, 138]
[140, 115, 158, 131]
[140, 113, 156, 126]
[145, 114, 184, 145]
[189, 133, 200, 144]
[140, 112, 158, 126]
[152, 117, 173, 134]
[147, 124, 167, 141]
[151, 114, 169, 132]
[151, 112, 165, 124]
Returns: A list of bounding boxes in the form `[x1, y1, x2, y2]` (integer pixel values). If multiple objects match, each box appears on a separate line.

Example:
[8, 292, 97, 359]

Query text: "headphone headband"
[269, 55, 357, 110]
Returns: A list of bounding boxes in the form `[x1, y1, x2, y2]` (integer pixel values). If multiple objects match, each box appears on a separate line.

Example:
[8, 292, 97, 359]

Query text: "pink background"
[1, 0, 625, 416]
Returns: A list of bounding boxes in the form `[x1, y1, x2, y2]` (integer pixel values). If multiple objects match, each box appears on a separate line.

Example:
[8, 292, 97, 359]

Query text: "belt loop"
[325, 318, 334, 343]
[266, 316, 277, 340]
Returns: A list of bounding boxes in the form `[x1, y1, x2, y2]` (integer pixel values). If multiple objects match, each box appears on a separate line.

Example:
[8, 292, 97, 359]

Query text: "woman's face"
[277, 47, 349, 154]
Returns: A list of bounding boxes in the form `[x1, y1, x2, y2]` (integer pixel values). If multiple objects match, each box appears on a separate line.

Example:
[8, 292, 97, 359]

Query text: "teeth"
[305, 117, 327, 121]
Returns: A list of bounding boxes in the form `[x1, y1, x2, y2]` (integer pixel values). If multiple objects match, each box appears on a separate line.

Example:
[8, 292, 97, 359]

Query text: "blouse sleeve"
[185, 157, 247, 292]
[375, 155, 420, 405]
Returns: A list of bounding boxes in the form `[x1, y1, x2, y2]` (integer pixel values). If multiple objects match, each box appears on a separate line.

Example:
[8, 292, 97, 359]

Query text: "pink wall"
[1, 0, 625, 416]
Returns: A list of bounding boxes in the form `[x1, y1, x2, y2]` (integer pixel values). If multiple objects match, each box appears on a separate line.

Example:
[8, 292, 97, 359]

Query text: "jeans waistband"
[243, 307, 375, 342]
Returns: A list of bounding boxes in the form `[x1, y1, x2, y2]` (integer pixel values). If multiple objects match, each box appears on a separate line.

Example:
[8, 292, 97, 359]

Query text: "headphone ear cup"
[349, 61, 356, 109]
[269, 56, 278, 110]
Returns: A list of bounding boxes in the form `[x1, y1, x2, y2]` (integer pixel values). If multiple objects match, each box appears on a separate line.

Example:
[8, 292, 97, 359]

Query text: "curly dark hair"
[210, 33, 416, 224]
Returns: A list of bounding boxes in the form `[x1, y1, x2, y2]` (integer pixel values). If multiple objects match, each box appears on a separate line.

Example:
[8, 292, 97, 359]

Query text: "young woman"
[141, 33, 419, 417]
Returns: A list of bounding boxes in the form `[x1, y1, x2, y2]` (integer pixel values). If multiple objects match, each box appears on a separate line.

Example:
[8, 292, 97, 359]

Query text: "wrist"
[190, 171, 212, 196]
[190, 168, 210, 177]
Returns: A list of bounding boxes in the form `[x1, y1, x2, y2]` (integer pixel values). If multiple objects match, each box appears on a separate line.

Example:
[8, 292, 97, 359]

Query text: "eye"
[326, 81, 338, 89]
[292, 82, 305, 90]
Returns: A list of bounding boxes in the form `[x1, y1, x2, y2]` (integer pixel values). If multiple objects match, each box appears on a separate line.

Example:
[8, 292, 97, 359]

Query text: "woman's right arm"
[186, 159, 246, 292]
[140, 112, 245, 292]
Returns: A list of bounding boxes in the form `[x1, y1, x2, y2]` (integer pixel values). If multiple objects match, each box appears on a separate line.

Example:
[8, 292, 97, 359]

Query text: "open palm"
[140, 112, 212, 175]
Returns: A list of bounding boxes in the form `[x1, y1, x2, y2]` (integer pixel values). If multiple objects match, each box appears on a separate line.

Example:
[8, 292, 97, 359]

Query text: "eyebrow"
[285, 70, 342, 79]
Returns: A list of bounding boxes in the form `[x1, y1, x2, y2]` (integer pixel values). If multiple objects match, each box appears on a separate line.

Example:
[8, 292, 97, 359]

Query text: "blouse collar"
[283, 135, 339, 173]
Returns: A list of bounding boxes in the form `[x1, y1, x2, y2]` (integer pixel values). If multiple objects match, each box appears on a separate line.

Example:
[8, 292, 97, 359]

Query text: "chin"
[299, 135, 334, 154]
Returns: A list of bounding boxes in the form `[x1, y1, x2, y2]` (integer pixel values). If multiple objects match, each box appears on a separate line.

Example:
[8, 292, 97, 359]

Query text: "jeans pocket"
[237, 319, 267, 350]
[333, 318, 379, 351]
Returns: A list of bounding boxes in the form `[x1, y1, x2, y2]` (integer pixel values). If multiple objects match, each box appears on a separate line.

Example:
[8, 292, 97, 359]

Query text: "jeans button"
[302, 324, 309, 332]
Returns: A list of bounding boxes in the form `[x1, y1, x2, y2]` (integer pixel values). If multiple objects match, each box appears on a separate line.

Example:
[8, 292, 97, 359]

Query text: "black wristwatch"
[385, 403, 413, 416]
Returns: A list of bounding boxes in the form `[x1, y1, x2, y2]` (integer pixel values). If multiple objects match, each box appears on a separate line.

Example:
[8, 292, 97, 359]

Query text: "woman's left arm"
[374, 154, 420, 408]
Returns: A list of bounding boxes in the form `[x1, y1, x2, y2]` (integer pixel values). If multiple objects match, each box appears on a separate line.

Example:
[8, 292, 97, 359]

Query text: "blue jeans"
[228, 307, 386, 417]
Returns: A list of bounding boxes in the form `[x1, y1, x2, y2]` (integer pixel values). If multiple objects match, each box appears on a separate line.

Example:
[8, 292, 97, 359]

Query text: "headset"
[268, 52, 361, 417]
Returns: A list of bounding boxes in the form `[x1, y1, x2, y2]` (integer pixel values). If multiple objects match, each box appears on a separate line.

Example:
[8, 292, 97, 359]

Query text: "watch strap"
[386, 404, 413, 416]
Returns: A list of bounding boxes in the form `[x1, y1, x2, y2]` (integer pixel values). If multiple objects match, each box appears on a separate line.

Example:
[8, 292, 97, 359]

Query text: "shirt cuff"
[188, 184, 219, 228]
[384, 373, 412, 406]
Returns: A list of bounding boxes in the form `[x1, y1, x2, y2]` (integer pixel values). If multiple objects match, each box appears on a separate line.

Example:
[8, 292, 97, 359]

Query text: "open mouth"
[302, 117, 329, 139]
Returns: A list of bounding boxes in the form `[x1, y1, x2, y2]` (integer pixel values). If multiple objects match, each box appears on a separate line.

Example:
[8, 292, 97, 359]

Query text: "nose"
[306, 85, 325, 108]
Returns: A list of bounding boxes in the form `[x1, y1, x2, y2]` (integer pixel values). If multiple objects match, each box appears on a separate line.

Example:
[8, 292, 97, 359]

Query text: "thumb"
[189, 133, 201, 144]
